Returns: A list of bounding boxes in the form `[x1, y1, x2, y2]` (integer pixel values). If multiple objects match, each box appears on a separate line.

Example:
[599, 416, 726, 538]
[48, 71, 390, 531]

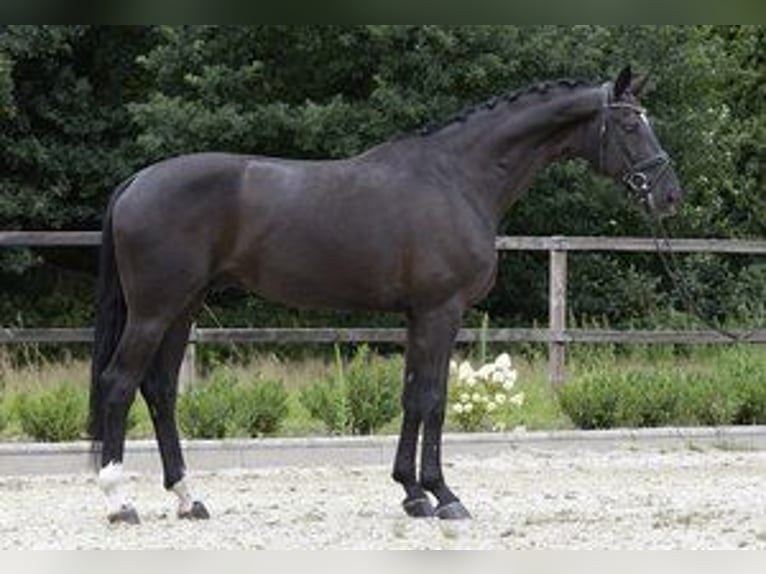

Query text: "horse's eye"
[622, 121, 640, 132]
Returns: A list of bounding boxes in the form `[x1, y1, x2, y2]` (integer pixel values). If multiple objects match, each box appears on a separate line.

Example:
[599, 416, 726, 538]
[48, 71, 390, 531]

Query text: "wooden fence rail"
[2, 232, 765, 386]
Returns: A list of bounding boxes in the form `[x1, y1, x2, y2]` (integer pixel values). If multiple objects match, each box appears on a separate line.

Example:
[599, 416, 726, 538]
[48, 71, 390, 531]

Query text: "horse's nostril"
[667, 189, 682, 205]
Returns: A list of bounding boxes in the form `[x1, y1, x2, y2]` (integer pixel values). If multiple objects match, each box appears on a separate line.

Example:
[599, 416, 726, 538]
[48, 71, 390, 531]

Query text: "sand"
[1, 443, 764, 549]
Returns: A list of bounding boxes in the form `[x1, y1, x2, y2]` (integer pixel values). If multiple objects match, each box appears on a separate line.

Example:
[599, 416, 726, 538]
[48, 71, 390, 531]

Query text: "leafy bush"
[237, 378, 289, 437]
[16, 382, 87, 442]
[733, 377, 766, 425]
[299, 368, 348, 434]
[125, 397, 152, 438]
[558, 347, 766, 429]
[178, 370, 237, 439]
[0, 372, 6, 435]
[679, 374, 740, 426]
[178, 368, 292, 439]
[615, 372, 683, 428]
[557, 373, 621, 430]
[345, 346, 401, 435]
[0, 398, 7, 435]
[726, 348, 766, 425]
[300, 345, 402, 435]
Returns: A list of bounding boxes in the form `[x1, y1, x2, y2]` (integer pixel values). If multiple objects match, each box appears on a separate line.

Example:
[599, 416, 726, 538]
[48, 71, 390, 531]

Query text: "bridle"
[596, 84, 759, 342]
[597, 84, 672, 211]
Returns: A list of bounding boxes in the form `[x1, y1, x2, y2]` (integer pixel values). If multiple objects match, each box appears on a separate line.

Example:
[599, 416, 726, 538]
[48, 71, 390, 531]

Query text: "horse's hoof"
[402, 496, 435, 518]
[107, 504, 141, 525]
[435, 500, 471, 520]
[178, 500, 210, 520]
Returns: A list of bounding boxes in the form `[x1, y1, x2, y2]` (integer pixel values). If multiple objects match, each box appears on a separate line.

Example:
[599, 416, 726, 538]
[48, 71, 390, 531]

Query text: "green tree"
[0, 26, 154, 231]
[0, 26, 156, 328]
[1, 26, 763, 336]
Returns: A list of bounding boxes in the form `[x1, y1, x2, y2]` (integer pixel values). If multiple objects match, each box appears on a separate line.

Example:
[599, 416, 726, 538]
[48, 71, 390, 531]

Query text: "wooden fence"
[2, 231, 765, 386]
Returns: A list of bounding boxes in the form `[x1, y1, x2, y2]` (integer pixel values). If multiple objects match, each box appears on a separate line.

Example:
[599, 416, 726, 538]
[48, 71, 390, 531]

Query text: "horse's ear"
[614, 66, 632, 99]
[630, 74, 650, 98]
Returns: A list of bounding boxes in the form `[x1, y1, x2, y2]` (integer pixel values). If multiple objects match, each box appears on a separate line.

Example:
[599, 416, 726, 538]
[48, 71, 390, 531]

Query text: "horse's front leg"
[393, 300, 470, 520]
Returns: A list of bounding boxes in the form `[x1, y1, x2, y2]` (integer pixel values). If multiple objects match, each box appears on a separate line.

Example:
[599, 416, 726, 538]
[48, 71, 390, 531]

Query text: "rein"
[598, 84, 757, 342]
[644, 208, 760, 343]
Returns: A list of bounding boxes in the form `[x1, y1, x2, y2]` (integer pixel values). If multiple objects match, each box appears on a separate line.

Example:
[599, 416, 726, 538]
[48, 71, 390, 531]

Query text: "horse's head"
[597, 66, 683, 216]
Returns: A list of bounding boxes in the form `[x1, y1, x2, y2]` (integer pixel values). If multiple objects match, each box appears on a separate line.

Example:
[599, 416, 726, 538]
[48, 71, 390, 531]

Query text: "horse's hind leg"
[97, 315, 169, 524]
[140, 303, 209, 520]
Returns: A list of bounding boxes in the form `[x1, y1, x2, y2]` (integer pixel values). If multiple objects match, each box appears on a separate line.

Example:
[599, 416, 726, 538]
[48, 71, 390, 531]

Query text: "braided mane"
[418, 78, 595, 136]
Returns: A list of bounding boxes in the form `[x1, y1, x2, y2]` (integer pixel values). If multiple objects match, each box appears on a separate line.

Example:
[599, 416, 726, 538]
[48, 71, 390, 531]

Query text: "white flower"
[509, 392, 525, 407]
[471, 392, 482, 404]
[495, 392, 507, 404]
[494, 353, 512, 370]
[486, 401, 497, 412]
[463, 403, 473, 413]
[502, 370, 518, 390]
[491, 370, 506, 384]
[477, 363, 495, 380]
[452, 403, 464, 414]
[460, 393, 470, 404]
[449, 360, 458, 374]
[457, 361, 475, 383]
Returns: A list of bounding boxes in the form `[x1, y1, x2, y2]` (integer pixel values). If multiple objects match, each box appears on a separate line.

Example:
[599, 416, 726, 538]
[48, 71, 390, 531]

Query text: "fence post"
[179, 323, 197, 391]
[549, 238, 568, 386]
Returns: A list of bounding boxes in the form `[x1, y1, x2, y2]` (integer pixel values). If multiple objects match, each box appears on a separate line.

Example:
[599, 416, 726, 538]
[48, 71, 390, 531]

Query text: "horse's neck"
[433, 86, 605, 222]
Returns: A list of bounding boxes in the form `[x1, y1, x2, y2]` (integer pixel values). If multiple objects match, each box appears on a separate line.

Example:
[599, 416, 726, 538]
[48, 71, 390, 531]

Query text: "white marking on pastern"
[171, 478, 194, 515]
[97, 462, 128, 516]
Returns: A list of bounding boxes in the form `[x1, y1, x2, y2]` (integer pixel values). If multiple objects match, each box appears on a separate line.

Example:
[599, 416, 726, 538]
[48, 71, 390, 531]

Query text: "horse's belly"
[237, 255, 405, 312]
[238, 246, 494, 314]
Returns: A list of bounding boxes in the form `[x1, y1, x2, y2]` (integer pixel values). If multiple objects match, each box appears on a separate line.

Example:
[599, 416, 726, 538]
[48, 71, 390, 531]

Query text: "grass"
[1, 343, 765, 441]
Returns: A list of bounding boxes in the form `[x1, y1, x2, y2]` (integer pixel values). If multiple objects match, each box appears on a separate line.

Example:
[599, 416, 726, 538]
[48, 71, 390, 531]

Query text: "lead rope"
[598, 84, 759, 342]
[644, 207, 760, 342]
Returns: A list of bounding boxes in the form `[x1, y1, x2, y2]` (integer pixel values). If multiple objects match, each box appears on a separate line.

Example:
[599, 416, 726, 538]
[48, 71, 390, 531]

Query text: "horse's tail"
[88, 176, 134, 447]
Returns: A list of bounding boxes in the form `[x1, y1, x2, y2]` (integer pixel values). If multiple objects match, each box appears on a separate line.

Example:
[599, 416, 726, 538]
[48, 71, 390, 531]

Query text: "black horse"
[89, 66, 682, 524]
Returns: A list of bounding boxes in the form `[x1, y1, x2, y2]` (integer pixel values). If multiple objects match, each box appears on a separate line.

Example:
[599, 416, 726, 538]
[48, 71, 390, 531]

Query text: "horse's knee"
[402, 380, 446, 419]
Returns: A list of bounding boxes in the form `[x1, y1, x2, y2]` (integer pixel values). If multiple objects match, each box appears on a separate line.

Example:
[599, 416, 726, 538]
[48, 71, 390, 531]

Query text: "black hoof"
[178, 500, 210, 520]
[435, 500, 471, 520]
[402, 496, 435, 518]
[108, 504, 140, 525]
